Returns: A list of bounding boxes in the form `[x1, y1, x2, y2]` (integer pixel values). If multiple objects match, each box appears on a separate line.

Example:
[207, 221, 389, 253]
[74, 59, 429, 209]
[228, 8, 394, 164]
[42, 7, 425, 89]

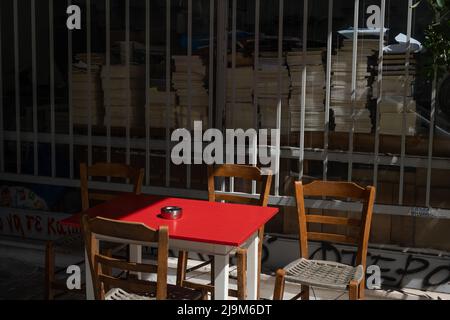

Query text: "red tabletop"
[62, 194, 278, 247]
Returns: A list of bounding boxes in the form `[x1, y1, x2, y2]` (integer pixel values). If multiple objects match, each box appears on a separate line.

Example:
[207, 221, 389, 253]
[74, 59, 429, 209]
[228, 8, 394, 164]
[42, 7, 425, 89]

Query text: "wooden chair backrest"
[207, 164, 272, 207]
[295, 180, 376, 269]
[81, 215, 169, 300]
[80, 162, 144, 211]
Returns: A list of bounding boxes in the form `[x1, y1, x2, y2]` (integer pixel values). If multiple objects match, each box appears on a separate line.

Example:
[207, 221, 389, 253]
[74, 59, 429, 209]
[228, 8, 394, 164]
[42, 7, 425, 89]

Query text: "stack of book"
[287, 49, 326, 132]
[259, 97, 290, 134]
[72, 53, 105, 126]
[331, 39, 378, 133]
[172, 55, 209, 128]
[117, 41, 145, 65]
[101, 65, 146, 127]
[226, 67, 253, 103]
[378, 95, 416, 136]
[333, 107, 372, 133]
[147, 87, 176, 128]
[374, 53, 417, 135]
[257, 54, 290, 133]
[225, 67, 255, 129]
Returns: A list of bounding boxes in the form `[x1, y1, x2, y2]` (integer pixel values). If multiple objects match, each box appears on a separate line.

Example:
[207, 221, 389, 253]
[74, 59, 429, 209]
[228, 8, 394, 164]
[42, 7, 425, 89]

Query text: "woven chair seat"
[106, 288, 154, 300]
[284, 258, 364, 290]
[105, 284, 203, 300]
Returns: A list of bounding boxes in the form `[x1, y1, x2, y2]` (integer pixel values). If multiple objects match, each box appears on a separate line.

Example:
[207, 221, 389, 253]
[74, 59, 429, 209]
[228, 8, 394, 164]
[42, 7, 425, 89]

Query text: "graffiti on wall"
[263, 235, 450, 294]
[0, 208, 79, 240]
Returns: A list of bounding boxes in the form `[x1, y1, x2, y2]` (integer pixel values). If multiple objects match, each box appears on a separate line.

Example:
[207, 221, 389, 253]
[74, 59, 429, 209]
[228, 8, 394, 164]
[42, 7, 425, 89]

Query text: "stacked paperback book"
[172, 55, 209, 128]
[257, 54, 290, 133]
[374, 53, 417, 135]
[147, 87, 176, 128]
[101, 65, 146, 127]
[226, 67, 254, 103]
[117, 41, 145, 65]
[225, 67, 255, 129]
[72, 53, 105, 126]
[287, 49, 326, 132]
[330, 39, 378, 133]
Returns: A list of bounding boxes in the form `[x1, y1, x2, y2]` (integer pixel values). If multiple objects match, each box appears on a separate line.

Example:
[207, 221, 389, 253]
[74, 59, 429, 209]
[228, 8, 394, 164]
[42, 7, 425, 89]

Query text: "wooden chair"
[273, 180, 375, 300]
[81, 215, 203, 300]
[176, 164, 272, 299]
[44, 162, 144, 299]
[80, 162, 144, 211]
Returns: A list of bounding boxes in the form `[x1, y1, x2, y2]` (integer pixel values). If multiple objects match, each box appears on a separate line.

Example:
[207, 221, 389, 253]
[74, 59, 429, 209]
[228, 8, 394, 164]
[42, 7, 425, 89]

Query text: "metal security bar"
[275, 0, 283, 195]
[298, 0, 307, 180]
[32, 0, 38, 176]
[425, 11, 440, 207]
[125, 0, 131, 166]
[165, 0, 171, 187]
[0, 6, 3, 173]
[49, 0, 56, 178]
[347, 0, 359, 182]
[145, 0, 150, 185]
[86, 0, 93, 167]
[323, 0, 332, 182]
[373, 0, 386, 188]
[252, 0, 260, 194]
[230, 0, 236, 193]
[186, 0, 192, 188]
[399, 0, 413, 205]
[426, 62, 438, 207]
[0, 0, 449, 221]
[106, 0, 112, 168]
[67, 0, 74, 179]
[208, 0, 214, 129]
[13, 0, 21, 174]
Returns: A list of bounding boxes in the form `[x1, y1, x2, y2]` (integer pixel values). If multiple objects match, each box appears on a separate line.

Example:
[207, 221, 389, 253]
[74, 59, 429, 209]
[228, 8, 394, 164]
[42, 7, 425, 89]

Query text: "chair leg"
[257, 226, 264, 300]
[45, 241, 55, 300]
[210, 257, 215, 300]
[358, 280, 365, 300]
[273, 269, 285, 300]
[236, 248, 247, 300]
[210, 255, 215, 285]
[300, 284, 309, 300]
[349, 280, 359, 300]
[201, 289, 209, 300]
[176, 250, 188, 286]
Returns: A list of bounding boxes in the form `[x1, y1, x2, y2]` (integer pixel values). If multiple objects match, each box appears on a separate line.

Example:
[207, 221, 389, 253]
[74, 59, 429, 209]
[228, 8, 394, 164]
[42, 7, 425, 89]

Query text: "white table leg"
[246, 232, 259, 300]
[85, 249, 94, 300]
[214, 254, 229, 300]
[129, 244, 142, 279]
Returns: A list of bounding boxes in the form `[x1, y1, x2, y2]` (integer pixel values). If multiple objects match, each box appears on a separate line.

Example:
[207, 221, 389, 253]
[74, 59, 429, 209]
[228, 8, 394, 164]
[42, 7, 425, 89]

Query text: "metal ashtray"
[160, 206, 183, 220]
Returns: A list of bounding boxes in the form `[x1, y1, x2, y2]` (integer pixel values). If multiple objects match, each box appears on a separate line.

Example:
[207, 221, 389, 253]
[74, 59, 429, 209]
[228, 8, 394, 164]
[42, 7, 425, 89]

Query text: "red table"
[62, 193, 278, 300]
